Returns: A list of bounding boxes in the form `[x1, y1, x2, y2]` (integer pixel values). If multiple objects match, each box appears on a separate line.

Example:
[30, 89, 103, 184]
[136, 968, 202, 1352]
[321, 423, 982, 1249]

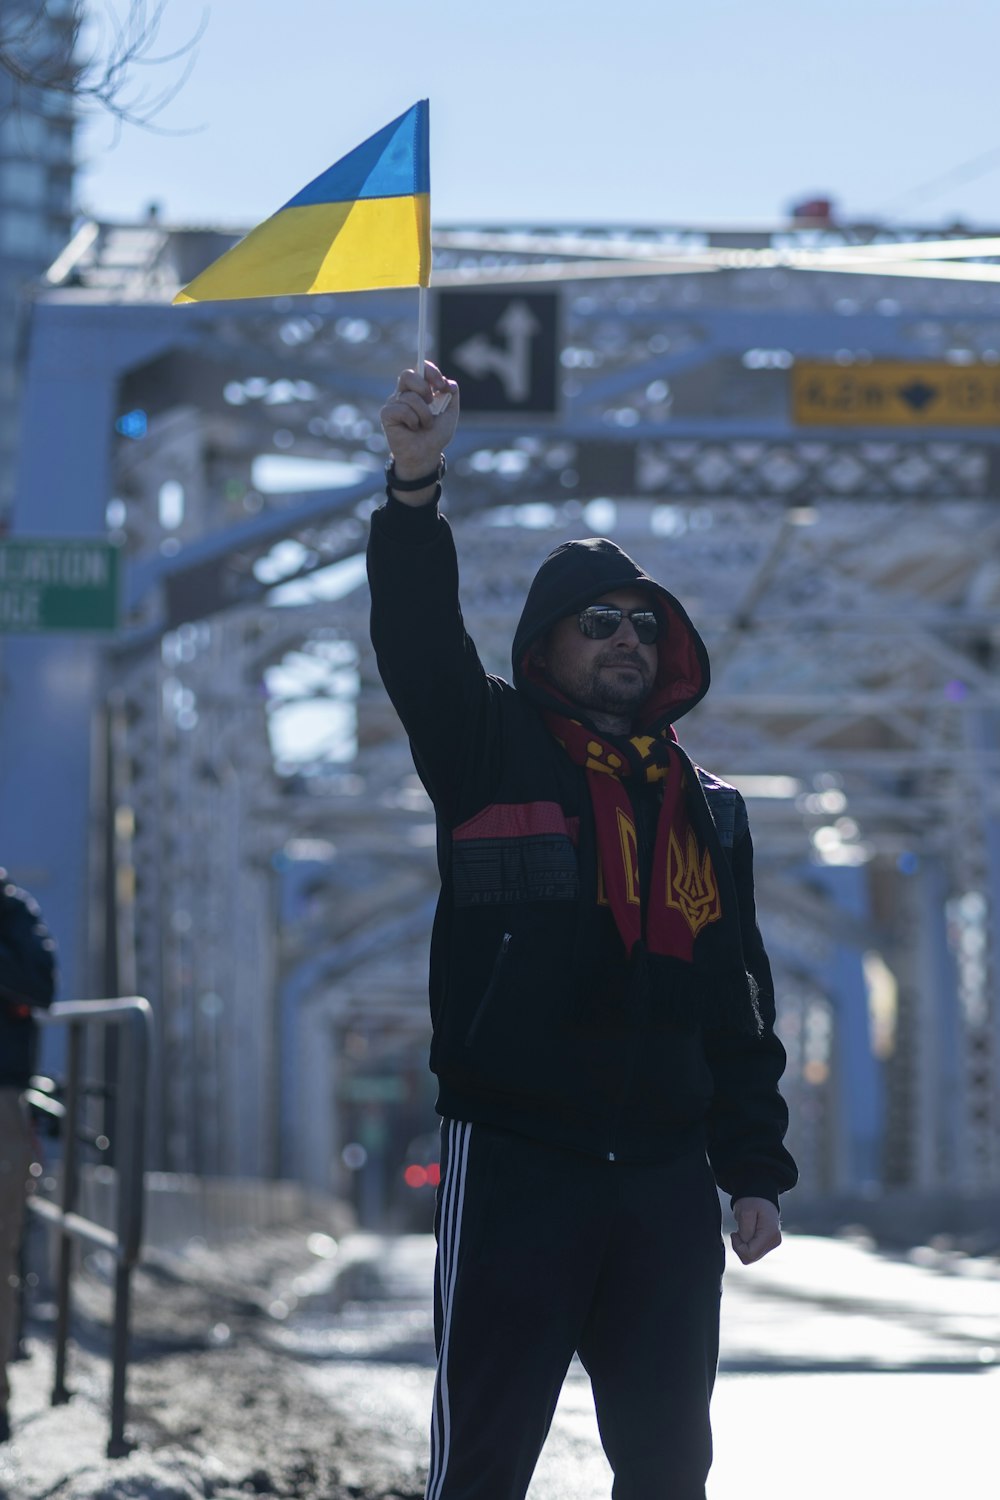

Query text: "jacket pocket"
[464, 932, 512, 1048]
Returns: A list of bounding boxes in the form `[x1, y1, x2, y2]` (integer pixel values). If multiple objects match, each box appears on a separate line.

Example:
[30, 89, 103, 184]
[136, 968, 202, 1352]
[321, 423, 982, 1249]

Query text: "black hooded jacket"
[0, 876, 56, 1088]
[367, 496, 797, 1206]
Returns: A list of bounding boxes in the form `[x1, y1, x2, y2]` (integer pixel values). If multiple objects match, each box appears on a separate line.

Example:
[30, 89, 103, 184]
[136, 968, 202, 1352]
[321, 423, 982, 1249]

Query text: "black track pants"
[425, 1120, 725, 1500]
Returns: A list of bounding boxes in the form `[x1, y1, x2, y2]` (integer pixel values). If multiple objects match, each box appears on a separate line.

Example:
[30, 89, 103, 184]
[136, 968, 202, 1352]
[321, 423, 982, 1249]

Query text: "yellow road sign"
[792, 361, 1000, 427]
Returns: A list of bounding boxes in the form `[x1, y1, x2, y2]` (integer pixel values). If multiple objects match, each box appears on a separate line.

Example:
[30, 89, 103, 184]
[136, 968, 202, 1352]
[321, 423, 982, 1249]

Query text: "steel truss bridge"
[2, 218, 998, 1214]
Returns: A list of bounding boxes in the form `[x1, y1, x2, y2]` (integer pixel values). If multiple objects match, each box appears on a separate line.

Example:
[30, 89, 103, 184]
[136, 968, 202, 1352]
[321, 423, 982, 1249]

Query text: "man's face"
[533, 588, 659, 721]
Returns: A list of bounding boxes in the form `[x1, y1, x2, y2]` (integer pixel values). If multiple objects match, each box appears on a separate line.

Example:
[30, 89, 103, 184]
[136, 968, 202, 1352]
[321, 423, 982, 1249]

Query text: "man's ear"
[528, 641, 547, 672]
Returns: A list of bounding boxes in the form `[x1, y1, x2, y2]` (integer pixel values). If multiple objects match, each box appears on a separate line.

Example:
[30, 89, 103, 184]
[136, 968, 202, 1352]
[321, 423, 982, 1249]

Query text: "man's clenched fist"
[381, 362, 460, 498]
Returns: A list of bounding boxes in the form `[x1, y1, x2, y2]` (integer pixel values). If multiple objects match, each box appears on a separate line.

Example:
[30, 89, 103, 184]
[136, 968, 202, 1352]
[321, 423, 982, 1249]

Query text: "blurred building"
[2, 216, 999, 1223]
[0, 0, 76, 518]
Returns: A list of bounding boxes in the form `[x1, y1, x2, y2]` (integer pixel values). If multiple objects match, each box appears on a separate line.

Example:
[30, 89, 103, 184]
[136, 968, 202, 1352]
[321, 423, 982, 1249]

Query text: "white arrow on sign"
[452, 300, 540, 403]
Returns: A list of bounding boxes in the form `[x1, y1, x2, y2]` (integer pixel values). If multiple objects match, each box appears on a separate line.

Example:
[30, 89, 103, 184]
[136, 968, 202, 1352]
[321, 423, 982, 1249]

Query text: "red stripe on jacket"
[454, 801, 580, 847]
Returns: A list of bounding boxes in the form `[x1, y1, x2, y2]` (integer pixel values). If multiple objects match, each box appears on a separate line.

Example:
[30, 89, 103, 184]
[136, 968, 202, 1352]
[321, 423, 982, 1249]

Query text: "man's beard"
[577, 655, 653, 717]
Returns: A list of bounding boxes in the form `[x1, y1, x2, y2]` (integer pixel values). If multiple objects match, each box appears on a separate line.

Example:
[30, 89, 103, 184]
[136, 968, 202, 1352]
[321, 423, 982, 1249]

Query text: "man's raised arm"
[367, 365, 500, 820]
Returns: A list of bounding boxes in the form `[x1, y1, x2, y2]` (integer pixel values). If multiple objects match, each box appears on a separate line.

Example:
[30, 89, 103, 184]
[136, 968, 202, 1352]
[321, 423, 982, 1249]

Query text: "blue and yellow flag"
[174, 101, 430, 304]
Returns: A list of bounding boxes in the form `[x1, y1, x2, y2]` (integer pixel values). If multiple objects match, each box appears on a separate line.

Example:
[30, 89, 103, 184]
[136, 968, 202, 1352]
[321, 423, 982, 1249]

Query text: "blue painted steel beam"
[0, 301, 201, 1013]
[916, 856, 964, 1185]
[806, 863, 885, 1191]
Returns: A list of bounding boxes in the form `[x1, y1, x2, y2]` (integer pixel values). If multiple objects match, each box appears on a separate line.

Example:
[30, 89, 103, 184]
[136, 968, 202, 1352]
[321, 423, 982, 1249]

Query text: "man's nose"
[613, 615, 640, 645]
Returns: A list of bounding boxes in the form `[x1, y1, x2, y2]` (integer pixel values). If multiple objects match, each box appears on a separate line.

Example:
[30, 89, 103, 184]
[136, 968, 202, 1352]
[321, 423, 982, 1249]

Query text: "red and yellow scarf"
[544, 711, 723, 963]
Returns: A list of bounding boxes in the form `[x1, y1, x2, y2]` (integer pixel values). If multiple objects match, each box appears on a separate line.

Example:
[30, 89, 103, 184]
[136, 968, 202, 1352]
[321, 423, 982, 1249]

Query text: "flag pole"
[417, 284, 451, 413]
[416, 285, 427, 377]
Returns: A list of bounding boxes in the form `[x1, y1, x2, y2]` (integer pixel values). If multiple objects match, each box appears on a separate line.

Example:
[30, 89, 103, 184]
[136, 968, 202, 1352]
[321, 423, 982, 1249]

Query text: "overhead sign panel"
[793, 361, 1000, 427]
[0, 539, 119, 632]
[437, 291, 559, 413]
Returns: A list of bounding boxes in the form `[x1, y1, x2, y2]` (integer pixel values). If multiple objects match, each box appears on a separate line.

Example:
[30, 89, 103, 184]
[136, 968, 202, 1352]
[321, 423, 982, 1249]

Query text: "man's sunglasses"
[577, 605, 661, 645]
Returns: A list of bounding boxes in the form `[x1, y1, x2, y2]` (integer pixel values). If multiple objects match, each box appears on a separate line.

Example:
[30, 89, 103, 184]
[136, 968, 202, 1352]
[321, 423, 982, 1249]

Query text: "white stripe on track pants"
[425, 1119, 725, 1500]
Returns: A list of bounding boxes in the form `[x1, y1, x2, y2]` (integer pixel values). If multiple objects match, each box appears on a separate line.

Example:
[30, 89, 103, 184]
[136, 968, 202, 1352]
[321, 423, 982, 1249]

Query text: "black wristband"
[385, 454, 446, 492]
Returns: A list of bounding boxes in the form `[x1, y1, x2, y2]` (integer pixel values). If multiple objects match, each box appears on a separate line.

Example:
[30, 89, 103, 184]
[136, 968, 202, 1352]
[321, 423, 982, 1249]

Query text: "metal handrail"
[27, 997, 152, 1458]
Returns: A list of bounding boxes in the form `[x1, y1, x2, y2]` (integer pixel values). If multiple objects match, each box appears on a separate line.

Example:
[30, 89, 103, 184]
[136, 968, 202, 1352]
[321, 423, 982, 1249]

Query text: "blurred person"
[368, 364, 797, 1500]
[0, 873, 56, 1443]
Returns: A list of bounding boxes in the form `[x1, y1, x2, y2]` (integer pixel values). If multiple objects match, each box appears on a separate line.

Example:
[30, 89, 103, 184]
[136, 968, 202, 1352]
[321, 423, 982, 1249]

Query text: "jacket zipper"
[605, 1025, 644, 1162]
[464, 932, 512, 1047]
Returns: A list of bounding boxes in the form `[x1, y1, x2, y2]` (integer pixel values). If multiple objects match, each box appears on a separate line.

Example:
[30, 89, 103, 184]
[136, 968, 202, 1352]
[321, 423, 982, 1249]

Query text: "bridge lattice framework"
[3, 218, 998, 1198]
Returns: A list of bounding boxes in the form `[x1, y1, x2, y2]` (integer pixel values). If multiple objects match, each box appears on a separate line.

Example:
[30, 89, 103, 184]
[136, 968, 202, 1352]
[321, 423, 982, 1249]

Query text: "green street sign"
[0, 539, 119, 633]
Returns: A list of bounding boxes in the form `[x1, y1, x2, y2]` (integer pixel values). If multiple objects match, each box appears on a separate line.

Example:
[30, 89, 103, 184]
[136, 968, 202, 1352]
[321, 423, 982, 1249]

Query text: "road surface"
[276, 1229, 1000, 1499]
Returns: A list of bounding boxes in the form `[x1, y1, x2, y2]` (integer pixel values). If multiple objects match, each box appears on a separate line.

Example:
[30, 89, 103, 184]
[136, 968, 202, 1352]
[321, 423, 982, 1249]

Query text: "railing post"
[28, 997, 151, 1455]
[107, 1261, 133, 1458]
[106, 1000, 149, 1458]
[51, 1018, 82, 1405]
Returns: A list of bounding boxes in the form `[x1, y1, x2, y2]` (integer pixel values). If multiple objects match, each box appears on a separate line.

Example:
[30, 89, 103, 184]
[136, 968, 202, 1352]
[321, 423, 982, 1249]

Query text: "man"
[367, 363, 797, 1500]
[0, 874, 56, 1443]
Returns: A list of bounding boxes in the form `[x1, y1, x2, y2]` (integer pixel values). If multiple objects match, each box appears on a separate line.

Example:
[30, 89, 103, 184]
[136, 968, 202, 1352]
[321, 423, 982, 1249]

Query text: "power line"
[884, 144, 1000, 216]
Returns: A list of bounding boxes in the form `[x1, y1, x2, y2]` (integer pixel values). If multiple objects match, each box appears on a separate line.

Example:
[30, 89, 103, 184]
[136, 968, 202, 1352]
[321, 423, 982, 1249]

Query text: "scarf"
[544, 710, 761, 1034]
[545, 710, 723, 960]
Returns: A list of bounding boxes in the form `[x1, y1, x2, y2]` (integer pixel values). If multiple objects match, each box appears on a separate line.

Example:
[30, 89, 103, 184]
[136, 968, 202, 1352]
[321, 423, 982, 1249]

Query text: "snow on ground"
[1, 1225, 426, 1500]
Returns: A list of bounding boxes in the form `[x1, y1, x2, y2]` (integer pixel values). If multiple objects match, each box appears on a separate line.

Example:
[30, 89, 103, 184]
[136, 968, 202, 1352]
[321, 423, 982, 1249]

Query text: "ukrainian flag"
[174, 101, 430, 304]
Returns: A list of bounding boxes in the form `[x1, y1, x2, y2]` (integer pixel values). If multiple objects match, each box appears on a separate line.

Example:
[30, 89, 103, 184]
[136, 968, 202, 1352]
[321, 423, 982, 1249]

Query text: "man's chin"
[591, 685, 650, 715]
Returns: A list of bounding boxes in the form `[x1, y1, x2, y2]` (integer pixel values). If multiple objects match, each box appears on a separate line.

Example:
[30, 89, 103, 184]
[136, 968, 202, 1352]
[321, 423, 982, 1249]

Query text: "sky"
[77, 0, 1000, 232]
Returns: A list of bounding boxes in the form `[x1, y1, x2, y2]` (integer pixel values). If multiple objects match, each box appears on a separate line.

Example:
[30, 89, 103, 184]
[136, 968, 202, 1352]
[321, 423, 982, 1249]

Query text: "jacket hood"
[511, 536, 710, 731]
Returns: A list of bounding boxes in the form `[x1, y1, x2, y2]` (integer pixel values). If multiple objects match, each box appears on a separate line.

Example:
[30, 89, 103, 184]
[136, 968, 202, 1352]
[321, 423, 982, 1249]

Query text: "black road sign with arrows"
[437, 291, 559, 414]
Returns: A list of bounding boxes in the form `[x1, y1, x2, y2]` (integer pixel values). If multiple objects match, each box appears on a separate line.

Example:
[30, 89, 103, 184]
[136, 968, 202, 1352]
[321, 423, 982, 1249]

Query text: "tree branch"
[0, 1, 205, 129]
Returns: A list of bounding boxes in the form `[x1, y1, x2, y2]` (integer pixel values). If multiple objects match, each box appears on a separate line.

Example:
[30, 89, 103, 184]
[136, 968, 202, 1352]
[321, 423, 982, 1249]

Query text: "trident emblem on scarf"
[666, 828, 722, 938]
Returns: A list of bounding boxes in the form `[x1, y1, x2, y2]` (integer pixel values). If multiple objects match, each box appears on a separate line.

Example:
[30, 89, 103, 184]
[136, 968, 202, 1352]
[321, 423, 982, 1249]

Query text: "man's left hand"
[730, 1197, 782, 1264]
